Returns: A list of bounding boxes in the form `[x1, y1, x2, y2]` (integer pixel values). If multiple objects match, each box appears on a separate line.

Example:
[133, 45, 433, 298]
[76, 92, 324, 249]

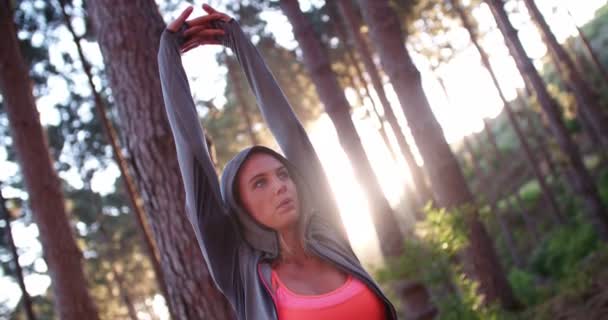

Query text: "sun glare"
[308, 114, 402, 267]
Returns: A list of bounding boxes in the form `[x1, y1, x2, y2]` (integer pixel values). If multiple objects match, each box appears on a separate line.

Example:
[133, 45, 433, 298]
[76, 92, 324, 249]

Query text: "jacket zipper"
[308, 242, 398, 320]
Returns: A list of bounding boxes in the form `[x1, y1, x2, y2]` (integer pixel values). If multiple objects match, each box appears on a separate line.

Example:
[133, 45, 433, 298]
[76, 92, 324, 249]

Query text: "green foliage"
[529, 222, 599, 279]
[598, 168, 608, 203]
[517, 180, 542, 209]
[507, 269, 549, 306]
[376, 205, 513, 319]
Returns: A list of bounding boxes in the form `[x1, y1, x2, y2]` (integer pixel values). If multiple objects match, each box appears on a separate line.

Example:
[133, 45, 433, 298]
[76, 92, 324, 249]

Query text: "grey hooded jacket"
[157, 17, 397, 320]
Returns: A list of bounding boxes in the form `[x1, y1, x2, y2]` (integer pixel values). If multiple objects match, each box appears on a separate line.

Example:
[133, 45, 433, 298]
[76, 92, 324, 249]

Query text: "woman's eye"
[254, 179, 266, 189]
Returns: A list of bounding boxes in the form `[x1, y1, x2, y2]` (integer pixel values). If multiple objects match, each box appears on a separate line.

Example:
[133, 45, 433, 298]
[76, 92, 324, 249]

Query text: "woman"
[158, 4, 397, 319]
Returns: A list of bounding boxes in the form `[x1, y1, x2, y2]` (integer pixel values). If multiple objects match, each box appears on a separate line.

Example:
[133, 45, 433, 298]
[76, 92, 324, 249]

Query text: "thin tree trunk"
[0, 188, 37, 320]
[463, 136, 485, 184]
[518, 108, 561, 181]
[279, 0, 404, 257]
[57, 1, 172, 312]
[336, 0, 433, 206]
[482, 120, 500, 160]
[87, 1, 234, 318]
[547, 40, 603, 148]
[225, 54, 259, 145]
[98, 225, 139, 320]
[486, 0, 608, 241]
[522, 0, 608, 147]
[334, 19, 400, 163]
[463, 137, 523, 262]
[0, 2, 100, 319]
[451, 0, 565, 225]
[571, 22, 608, 86]
[495, 206, 523, 268]
[509, 192, 540, 241]
[356, 0, 520, 308]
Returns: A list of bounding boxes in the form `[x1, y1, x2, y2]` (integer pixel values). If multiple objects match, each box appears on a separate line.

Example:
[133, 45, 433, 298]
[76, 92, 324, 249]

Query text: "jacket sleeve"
[157, 27, 241, 301]
[219, 19, 349, 241]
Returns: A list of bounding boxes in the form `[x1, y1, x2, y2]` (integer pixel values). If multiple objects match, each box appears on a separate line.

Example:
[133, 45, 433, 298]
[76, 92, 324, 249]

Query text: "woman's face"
[237, 153, 300, 232]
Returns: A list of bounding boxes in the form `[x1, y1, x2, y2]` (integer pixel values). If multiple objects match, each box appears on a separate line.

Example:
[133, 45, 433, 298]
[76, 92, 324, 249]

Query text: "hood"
[219, 145, 316, 259]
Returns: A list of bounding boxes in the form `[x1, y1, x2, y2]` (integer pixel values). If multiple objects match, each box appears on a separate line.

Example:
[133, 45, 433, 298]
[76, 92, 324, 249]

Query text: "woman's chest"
[274, 263, 347, 295]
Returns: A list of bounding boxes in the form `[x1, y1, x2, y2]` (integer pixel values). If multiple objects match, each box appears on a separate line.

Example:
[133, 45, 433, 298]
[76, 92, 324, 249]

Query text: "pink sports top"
[269, 270, 386, 320]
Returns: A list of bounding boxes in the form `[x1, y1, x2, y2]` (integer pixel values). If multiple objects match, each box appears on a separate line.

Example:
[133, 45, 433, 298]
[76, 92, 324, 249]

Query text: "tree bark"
[522, 0, 608, 147]
[0, 189, 37, 320]
[356, 0, 520, 308]
[331, 9, 400, 164]
[57, 1, 172, 311]
[336, 0, 433, 207]
[485, 0, 608, 241]
[518, 108, 561, 182]
[279, 0, 404, 257]
[572, 23, 608, 87]
[87, 1, 234, 319]
[451, 0, 565, 225]
[0, 2, 100, 319]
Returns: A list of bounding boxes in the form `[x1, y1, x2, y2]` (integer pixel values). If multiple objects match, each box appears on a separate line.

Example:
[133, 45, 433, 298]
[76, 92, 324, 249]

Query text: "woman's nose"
[274, 180, 287, 195]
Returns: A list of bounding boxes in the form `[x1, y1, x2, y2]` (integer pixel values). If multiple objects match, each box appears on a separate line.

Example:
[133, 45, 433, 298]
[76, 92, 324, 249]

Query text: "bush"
[529, 222, 599, 279]
[376, 205, 514, 320]
[598, 168, 608, 203]
[507, 268, 549, 306]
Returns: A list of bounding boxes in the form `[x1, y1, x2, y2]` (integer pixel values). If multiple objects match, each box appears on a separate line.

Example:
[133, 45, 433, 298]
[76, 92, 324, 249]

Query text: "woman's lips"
[277, 198, 294, 211]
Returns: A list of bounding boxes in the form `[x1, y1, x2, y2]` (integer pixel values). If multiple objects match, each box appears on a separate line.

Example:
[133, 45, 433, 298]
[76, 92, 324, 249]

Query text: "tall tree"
[0, 188, 36, 320]
[522, 0, 608, 148]
[57, 0, 172, 308]
[278, 0, 404, 257]
[355, 0, 519, 308]
[0, 1, 100, 319]
[565, 8, 608, 88]
[484, 0, 608, 240]
[335, 0, 433, 207]
[87, 1, 233, 318]
[448, 0, 565, 224]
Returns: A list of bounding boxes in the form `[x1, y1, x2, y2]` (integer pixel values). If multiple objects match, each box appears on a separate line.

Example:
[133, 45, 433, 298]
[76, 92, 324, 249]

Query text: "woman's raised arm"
[157, 7, 242, 302]
[185, 5, 347, 238]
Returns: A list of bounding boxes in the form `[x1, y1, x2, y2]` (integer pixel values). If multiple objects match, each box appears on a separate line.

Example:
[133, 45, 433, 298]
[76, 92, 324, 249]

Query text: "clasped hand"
[167, 4, 231, 54]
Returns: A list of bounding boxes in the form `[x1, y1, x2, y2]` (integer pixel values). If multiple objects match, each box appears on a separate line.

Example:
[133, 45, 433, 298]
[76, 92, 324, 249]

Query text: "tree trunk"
[573, 23, 608, 87]
[279, 0, 404, 257]
[58, 1, 172, 311]
[518, 108, 561, 182]
[451, 0, 565, 225]
[462, 137, 522, 266]
[342, 61, 399, 163]
[495, 207, 523, 268]
[0, 189, 37, 320]
[486, 0, 608, 241]
[332, 12, 401, 165]
[509, 192, 540, 241]
[356, 0, 520, 308]
[226, 54, 259, 145]
[522, 0, 608, 147]
[98, 225, 139, 320]
[87, 1, 234, 319]
[336, 0, 433, 207]
[0, 2, 100, 319]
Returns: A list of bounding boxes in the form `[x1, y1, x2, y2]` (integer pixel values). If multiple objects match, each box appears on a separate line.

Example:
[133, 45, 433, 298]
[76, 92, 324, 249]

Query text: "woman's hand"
[180, 4, 232, 53]
[167, 6, 193, 32]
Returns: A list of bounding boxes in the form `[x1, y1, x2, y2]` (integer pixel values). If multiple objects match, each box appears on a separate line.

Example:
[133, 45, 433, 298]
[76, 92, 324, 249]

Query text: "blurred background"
[1, 0, 608, 319]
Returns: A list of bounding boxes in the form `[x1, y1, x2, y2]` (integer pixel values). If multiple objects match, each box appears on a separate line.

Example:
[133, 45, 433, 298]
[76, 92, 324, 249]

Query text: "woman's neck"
[276, 226, 309, 265]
